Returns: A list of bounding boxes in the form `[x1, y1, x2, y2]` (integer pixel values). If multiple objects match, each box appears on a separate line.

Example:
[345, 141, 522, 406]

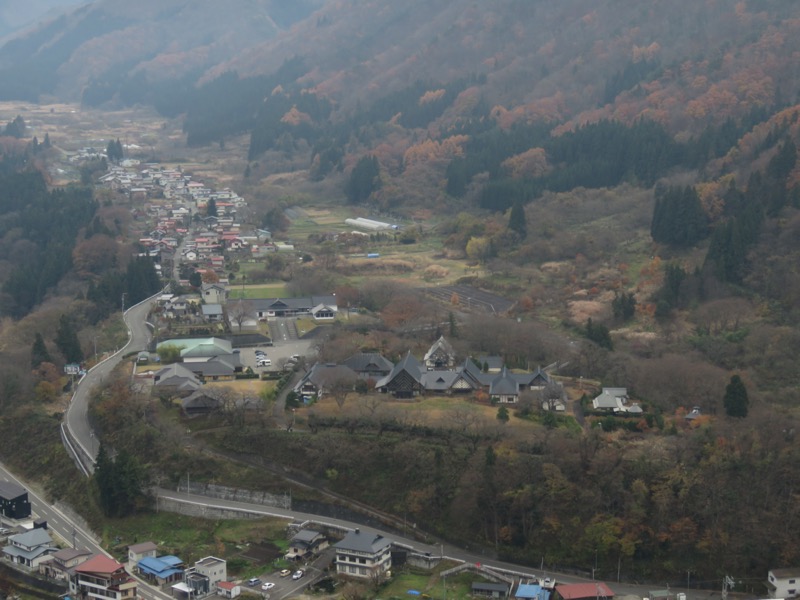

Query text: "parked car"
[292, 570, 304, 580]
[261, 582, 275, 590]
[279, 569, 292, 577]
[257, 358, 272, 367]
[247, 578, 261, 586]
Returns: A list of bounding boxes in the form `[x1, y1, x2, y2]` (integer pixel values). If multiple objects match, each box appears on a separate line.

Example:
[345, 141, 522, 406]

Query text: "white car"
[261, 582, 275, 591]
[292, 570, 304, 580]
[257, 358, 272, 367]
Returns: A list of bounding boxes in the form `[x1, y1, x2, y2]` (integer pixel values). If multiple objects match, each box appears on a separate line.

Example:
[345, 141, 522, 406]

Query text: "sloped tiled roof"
[128, 541, 157, 554]
[375, 351, 422, 388]
[9, 528, 52, 548]
[490, 367, 519, 396]
[424, 336, 456, 363]
[343, 352, 394, 374]
[76, 554, 125, 575]
[556, 582, 614, 600]
[334, 530, 391, 554]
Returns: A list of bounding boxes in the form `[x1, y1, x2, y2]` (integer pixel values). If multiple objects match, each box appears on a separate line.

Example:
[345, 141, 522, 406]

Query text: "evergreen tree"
[43, 133, 51, 149]
[651, 186, 709, 246]
[93, 444, 144, 517]
[585, 318, 613, 350]
[612, 291, 637, 321]
[94, 444, 115, 516]
[496, 406, 509, 424]
[723, 374, 749, 418]
[446, 157, 468, 197]
[106, 138, 123, 162]
[346, 155, 380, 204]
[55, 314, 83, 363]
[31, 332, 51, 368]
[508, 201, 527, 238]
[188, 271, 202, 288]
[448, 311, 458, 337]
[3, 115, 25, 138]
[207, 197, 218, 217]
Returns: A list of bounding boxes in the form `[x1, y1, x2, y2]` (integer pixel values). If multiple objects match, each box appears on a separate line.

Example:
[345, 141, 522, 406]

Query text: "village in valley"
[0, 95, 774, 600]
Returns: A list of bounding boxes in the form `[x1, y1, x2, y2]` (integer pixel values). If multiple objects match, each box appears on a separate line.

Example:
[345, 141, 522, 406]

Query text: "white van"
[257, 358, 271, 367]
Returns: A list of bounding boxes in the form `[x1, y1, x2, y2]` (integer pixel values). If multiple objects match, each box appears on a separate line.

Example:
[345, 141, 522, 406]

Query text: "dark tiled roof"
[343, 353, 394, 374]
[334, 530, 391, 554]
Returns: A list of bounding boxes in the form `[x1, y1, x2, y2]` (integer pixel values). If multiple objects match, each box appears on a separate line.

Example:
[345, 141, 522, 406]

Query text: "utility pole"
[121, 292, 127, 314]
[722, 575, 735, 600]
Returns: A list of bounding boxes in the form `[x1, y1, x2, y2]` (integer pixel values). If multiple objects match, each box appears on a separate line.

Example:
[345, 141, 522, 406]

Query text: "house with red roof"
[554, 582, 615, 600]
[71, 554, 137, 600]
[217, 580, 241, 598]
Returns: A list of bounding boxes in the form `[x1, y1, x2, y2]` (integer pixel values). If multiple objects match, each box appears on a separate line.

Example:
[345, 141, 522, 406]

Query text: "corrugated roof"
[556, 582, 614, 600]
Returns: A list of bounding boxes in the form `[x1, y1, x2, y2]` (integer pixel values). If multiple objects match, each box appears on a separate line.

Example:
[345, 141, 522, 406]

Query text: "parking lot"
[241, 319, 316, 371]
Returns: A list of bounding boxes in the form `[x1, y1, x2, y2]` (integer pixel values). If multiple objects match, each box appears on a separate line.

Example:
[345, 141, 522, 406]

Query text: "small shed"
[217, 581, 241, 598]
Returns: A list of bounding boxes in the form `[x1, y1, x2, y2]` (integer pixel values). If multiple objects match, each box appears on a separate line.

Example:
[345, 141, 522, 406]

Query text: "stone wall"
[176, 482, 291, 509]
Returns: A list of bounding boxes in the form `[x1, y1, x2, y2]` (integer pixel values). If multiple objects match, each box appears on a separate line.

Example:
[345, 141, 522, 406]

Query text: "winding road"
[64, 296, 155, 473]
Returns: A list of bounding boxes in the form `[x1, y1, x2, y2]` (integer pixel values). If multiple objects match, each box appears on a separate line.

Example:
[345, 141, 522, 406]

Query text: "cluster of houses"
[99, 162, 295, 284]
[155, 284, 339, 334]
[295, 336, 563, 406]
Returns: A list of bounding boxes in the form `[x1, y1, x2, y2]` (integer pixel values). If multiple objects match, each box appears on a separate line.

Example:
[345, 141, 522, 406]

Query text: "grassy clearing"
[302, 393, 549, 435]
[380, 566, 480, 600]
[204, 378, 273, 397]
[228, 283, 288, 299]
[100, 512, 291, 568]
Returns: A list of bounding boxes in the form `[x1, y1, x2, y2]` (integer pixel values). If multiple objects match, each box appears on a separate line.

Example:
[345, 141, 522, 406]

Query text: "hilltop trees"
[651, 186, 708, 246]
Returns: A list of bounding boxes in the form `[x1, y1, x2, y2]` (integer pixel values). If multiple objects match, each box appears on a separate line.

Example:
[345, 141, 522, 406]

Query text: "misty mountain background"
[0, 0, 85, 39]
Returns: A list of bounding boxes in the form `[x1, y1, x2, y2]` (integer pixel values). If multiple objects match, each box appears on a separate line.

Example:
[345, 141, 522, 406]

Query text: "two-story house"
[768, 568, 800, 598]
[285, 530, 328, 561]
[333, 529, 392, 579]
[0, 481, 31, 519]
[39, 547, 93, 581]
[2, 528, 57, 568]
[71, 554, 137, 600]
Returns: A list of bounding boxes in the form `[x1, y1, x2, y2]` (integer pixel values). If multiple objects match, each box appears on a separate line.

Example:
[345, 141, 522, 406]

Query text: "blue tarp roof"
[138, 556, 183, 579]
[516, 584, 549, 600]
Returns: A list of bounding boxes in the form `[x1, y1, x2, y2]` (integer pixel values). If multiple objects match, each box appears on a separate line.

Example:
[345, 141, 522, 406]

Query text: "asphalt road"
[64, 296, 155, 472]
[0, 462, 171, 600]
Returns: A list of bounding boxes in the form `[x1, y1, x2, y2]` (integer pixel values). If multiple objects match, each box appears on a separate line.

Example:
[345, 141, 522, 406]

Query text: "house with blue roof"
[515, 583, 549, 600]
[136, 555, 184, 585]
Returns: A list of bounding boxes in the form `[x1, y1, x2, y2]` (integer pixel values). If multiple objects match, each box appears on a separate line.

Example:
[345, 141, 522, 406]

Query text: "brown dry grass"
[300, 392, 541, 435]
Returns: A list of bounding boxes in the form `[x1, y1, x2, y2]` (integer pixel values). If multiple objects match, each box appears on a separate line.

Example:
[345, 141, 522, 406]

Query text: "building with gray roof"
[333, 529, 392, 579]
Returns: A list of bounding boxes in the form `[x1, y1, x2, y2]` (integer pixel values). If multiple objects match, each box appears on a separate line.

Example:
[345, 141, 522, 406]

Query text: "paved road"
[64, 296, 155, 472]
[0, 462, 171, 600]
[155, 488, 720, 600]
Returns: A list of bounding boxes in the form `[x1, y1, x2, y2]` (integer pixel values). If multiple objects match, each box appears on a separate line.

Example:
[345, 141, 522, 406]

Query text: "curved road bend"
[65, 296, 155, 472]
[55, 295, 700, 600]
